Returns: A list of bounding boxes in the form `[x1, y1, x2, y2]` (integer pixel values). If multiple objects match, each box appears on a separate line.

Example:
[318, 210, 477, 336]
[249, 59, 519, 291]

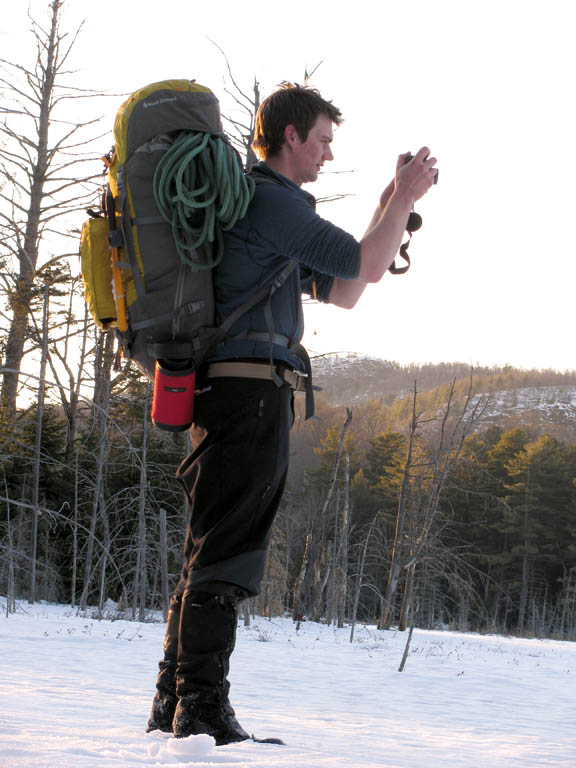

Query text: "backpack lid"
[114, 79, 222, 162]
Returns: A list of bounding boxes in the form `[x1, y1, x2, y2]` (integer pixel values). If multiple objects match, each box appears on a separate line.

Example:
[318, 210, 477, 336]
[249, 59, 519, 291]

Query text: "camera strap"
[388, 211, 422, 275]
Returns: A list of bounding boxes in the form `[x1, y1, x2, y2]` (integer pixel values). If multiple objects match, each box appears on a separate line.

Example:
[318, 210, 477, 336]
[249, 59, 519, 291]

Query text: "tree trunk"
[337, 455, 350, 629]
[159, 507, 170, 621]
[70, 450, 79, 608]
[349, 514, 377, 643]
[62, 300, 90, 464]
[398, 622, 416, 673]
[5, 490, 16, 616]
[381, 386, 418, 629]
[133, 384, 150, 621]
[293, 409, 352, 622]
[79, 331, 114, 611]
[398, 562, 416, 632]
[29, 286, 49, 603]
[98, 483, 111, 618]
[518, 551, 530, 634]
[517, 484, 531, 634]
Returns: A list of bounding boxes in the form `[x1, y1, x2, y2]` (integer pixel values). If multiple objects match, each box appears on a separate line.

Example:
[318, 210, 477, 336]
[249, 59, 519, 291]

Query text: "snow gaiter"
[146, 595, 181, 732]
[172, 588, 249, 743]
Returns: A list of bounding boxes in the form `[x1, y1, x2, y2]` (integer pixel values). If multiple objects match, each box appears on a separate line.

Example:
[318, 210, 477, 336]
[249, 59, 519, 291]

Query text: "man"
[147, 83, 437, 744]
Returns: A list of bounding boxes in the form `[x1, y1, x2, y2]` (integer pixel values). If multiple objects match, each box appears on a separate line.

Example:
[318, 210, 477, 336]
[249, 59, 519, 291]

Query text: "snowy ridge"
[310, 351, 377, 376]
[480, 386, 576, 425]
[1, 602, 575, 767]
[310, 353, 405, 406]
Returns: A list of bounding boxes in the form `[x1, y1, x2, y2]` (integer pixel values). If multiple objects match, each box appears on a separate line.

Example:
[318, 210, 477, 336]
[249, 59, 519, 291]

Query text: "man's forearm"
[358, 189, 413, 283]
[364, 178, 395, 235]
[328, 274, 368, 308]
[328, 188, 411, 308]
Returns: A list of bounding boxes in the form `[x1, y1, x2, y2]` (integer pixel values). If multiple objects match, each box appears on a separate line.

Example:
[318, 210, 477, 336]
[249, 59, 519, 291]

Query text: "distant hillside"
[310, 354, 487, 405]
[310, 353, 576, 439]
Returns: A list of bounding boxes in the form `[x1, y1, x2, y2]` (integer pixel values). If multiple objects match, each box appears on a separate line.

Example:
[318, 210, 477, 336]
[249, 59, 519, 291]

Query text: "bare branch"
[0, 192, 29, 215]
[304, 61, 323, 82]
[207, 37, 257, 112]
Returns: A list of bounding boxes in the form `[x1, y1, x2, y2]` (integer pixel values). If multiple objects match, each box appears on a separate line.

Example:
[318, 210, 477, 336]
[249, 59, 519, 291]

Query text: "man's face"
[290, 113, 334, 186]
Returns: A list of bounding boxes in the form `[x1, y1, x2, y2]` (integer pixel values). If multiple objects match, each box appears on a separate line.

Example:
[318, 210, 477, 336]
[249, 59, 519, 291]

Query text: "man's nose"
[324, 145, 334, 162]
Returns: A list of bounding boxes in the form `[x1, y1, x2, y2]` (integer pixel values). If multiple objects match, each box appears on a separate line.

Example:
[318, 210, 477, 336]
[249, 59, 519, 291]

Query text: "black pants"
[175, 376, 294, 598]
[155, 376, 293, 701]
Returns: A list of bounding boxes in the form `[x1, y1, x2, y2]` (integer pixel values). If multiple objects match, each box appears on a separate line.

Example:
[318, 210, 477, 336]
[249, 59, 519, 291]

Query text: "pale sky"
[3, 0, 575, 371]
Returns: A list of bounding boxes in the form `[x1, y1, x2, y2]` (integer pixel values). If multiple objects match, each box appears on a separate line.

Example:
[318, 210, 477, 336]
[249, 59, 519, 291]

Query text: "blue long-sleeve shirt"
[210, 162, 361, 371]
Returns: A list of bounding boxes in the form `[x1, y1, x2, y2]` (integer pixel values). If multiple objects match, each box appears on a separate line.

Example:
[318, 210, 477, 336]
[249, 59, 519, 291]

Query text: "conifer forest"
[2, 1, 576, 641]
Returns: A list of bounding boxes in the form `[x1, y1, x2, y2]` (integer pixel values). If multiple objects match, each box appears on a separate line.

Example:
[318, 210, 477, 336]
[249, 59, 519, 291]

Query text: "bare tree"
[158, 507, 170, 621]
[78, 331, 114, 611]
[293, 409, 352, 625]
[349, 512, 379, 643]
[381, 376, 487, 630]
[0, 0, 104, 428]
[28, 285, 50, 603]
[336, 455, 351, 628]
[209, 39, 260, 170]
[133, 383, 151, 621]
[381, 384, 420, 629]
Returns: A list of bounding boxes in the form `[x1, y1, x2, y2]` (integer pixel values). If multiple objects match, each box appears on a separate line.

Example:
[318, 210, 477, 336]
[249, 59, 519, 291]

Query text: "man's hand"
[394, 146, 437, 205]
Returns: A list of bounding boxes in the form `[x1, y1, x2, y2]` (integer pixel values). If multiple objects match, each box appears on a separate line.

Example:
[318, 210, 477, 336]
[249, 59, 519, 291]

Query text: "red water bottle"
[151, 359, 196, 431]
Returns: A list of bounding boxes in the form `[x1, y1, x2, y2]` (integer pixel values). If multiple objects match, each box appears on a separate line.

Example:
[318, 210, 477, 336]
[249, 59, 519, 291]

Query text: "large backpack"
[80, 79, 261, 380]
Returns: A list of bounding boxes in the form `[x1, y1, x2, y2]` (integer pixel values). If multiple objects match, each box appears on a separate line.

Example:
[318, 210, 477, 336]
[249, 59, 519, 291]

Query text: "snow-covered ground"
[1, 602, 575, 768]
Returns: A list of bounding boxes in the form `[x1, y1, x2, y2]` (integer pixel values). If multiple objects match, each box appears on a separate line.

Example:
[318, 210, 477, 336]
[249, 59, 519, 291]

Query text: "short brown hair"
[253, 82, 343, 160]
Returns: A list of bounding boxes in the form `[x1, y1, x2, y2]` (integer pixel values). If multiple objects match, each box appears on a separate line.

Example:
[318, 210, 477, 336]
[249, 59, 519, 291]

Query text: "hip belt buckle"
[281, 367, 308, 392]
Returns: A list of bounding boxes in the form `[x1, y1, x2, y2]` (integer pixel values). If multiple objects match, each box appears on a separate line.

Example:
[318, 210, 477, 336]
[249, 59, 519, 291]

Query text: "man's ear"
[284, 124, 300, 149]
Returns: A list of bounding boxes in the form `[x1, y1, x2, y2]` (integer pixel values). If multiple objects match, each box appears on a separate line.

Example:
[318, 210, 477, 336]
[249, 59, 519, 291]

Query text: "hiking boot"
[146, 605, 180, 734]
[172, 589, 251, 743]
[172, 688, 249, 744]
[146, 691, 178, 733]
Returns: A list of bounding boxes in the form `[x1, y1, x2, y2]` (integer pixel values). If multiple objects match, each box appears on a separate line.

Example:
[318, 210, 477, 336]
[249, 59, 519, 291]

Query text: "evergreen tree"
[505, 435, 576, 632]
[364, 430, 407, 522]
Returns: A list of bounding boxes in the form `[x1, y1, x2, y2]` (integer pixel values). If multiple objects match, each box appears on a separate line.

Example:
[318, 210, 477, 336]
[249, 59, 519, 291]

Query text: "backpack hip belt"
[205, 361, 308, 392]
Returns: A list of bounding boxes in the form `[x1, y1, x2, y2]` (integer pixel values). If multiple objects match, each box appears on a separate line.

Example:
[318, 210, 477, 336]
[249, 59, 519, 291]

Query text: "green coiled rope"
[153, 131, 255, 270]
